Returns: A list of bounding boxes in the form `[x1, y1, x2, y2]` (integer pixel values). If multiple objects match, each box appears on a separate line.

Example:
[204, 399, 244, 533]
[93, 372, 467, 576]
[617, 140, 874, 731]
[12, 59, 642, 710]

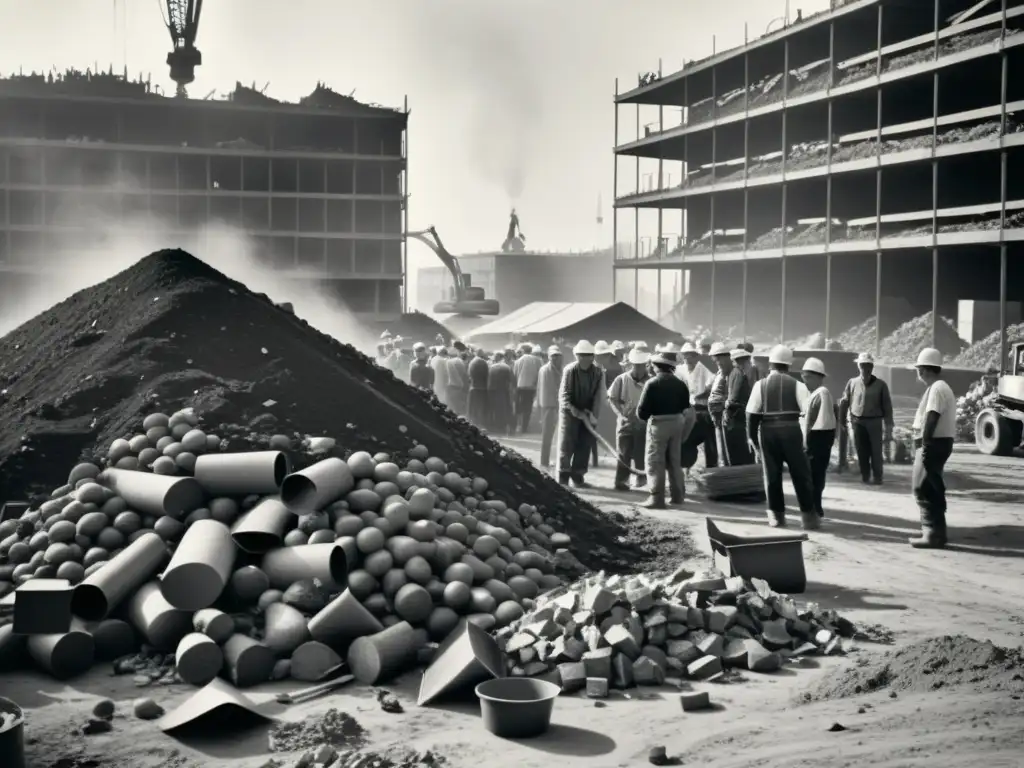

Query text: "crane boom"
[165, 0, 203, 97]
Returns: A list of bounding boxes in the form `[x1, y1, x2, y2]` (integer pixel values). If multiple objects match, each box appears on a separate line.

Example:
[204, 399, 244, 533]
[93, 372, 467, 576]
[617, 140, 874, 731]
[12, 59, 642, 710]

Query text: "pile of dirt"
[798, 635, 1024, 703]
[834, 313, 966, 362]
[0, 249, 662, 572]
[953, 322, 1024, 370]
[373, 312, 454, 348]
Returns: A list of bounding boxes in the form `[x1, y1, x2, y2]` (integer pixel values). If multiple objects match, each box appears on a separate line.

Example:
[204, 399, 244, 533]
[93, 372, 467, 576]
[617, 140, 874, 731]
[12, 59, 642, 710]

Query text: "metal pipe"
[261, 542, 350, 592]
[99, 468, 204, 519]
[26, 620, 94, 680]
[193, 451, 290, 497]
[347, 620, 422, 685]
[160, 520, 235, 611]
[280, 457, 355, 512]
[71, 531, 168, 621]
[231, 496, 293, 553]
[126, 581, 193, 652]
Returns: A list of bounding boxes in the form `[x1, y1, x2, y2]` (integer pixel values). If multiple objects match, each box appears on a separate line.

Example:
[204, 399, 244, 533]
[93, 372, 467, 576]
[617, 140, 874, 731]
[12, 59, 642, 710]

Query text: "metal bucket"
[475, 678, 560, 739]
[0, 696, 26, 768]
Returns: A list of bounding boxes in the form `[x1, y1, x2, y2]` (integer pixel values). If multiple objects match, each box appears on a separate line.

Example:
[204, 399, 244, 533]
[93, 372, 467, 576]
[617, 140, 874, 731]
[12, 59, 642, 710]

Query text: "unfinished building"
[613, 0, 1024, 353]
[0, 72, 408, 321]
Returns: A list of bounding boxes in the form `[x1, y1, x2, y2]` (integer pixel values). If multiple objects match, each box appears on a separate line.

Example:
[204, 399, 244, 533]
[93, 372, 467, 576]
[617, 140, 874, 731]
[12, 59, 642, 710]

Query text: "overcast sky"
[0, 0, 830, 262]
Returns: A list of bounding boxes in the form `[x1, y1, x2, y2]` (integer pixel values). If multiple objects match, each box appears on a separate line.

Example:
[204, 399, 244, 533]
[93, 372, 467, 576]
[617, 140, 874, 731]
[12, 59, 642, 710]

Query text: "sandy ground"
[5, 440, 1024, 768]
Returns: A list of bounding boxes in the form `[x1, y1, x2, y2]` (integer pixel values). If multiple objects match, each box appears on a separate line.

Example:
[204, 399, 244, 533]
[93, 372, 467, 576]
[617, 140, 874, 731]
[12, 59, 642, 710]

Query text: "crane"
[164, 0, 203, 97]
[407, 228, 500, 317]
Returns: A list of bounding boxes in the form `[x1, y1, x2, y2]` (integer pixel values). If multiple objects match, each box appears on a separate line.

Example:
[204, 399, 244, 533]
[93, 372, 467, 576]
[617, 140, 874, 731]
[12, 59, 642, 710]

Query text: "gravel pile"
[833, 314, 965, 362]
[952, 323, 1024, 370]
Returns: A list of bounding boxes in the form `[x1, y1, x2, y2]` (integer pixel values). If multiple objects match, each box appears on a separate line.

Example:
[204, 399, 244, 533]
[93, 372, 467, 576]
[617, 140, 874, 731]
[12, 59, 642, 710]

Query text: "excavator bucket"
[432, 298, 500, 317]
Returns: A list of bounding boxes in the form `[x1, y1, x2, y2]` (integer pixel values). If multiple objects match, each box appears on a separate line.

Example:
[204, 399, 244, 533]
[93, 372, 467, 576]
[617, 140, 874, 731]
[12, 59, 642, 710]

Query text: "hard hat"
[573, 340, 596, 355]
[680, 342, 698, 355]
[768, 345, 794, 366]
[627, 348, 650, 365]
[699, 337, 713, 347]
[649, 353, 677, 368]
[855, 352, 875, 365]
[653, 343, 665, 353]
[531, 344, 543, 354]
[730, 347, 751, 360]
[611, 340, 626, 352]
[709, 342, 731, 357]
[802, 357, 826, 376]
[662, 342, 681, 354]
[593, 340, 611, 355]
[915, 348, 943, 368]
[633, 340, 649, 350]
[548, 345, 563, 356]
[413, 341, 426, 350]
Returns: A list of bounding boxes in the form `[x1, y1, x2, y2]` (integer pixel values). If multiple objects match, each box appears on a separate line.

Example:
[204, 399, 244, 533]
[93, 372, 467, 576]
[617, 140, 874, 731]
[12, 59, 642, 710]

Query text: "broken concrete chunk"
[642, 607, 667, 629]
[750, 577, 772, 599]
[552, 591, 579, 612]
[632, 656, 665, 686]
[531, 606, 555, 623]
[526, 619, 561, 640]
[682, 576, 727, 592]
[789, 618, 812, 637]
[626, 585, 655, 613]
[582, 624, 603, 652]
[522, 661, 548, 676]
[686, 607, 706, 629]
[586, 676, 609, 698]
[518, 646, 537, 664]
[680, 691, 711, 711]
[666, 622, 688, 638]
[793, 642, 818, 656]
[557, 661, 587, 692]
[705, 606, 738, 634]
[726, 625, 753, 640]
[646, 625, 668, 647]
[722, 638, 750, 667]
[745, 640, 782, 672]
[665, 604, 689, 623]
[641, 645, 669, 672]
[604, 624, 641, 660]
[506, 632, 536, 653]
[572, 610, 594, 626]
[687, 654, 723, 680]
[626, 613, 644, 647]
[697, 633, 725, 658]
[666, 639, 700, 665]
[582, 646, 613, 680]
[552, 606, 573, 625]
[583, 586, 618, 615]
[760, 619, 793, 650]
[611, 653, 636, 688]
[723, 576, 746, 593]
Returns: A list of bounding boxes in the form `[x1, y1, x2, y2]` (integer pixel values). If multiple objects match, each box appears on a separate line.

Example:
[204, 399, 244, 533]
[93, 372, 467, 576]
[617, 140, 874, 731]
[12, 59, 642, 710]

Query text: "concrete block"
[562, 636, 586, 661]
[705, 606, 738, 634]
[760, 619, 793, 650]
[686, 607, 706, 629]
[665, 604, 689, 623]
[633, 656, 666, 685]
[687, 654, 723, 680]
[583, 586, 618, 615]
[680, 691, 711, 712]
[697, 633, 725, 658]
[586, 676, 609, 698]
[722, 638, 749, 667]
[611, 653, 636, 688]
[582, 624, 604, 652]
[745, 640, 782, 672]
[522, 661, 548, 676]
[666, 640, 700, 665]
[604, 624, 641, 660]
[526, 619, 561, 640]
[789, 618, 812, 637]
[572, 609, 595, 625]
[557, 661, 587, 692]
[666, 622, 689, 638]
[582, 646, 613, 680]
[626, 585, 655, 612]
[506, 632, 536, 653]
[641, 645, 669, 672]
[646, 625, 668, 647]
[723, 576, 746, 593]
[643, 607, 667, 628]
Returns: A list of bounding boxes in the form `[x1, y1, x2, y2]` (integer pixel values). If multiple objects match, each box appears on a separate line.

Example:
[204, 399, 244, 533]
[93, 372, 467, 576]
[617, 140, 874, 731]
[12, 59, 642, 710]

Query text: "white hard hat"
[802, 357, 826, 376]
[653, 343, 665, 353]
[662, 342, 681, 354]
[627, 348, 650, 365]
[680, 342, 698, 355]
[768, 345, 794, 366]
[611, 340, 626, 352]
[593, 340, 611, 355]
[548, 345, 563, 356]
[709, 342, 731, 357]
[573, 340, 596, 355]
[730, 347, 751, 360]
[531, 344, 543, 354]
[413, 341, 426, 350]
[915, 348, 943, 368]
[633, 341, 649, 350]
[855, 352, 875, 365]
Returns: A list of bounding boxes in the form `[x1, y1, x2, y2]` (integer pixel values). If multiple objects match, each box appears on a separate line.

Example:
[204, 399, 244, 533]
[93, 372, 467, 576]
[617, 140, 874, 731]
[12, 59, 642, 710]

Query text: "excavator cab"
[408, 227, 500, 317]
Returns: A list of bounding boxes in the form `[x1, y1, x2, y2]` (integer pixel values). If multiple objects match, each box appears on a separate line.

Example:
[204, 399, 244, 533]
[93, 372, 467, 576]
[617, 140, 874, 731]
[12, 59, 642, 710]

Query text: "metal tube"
[281, 457, 355, 512]
[126, 581, 193, 652]
[231, 496, 293, 553]
[99, 468, 205, 519]
[308, 588, 385, 647]
[26, 621, 94, 680]
[193, 451, 290, 497]
[71, 531, 168, 621]
[160, 520, 235, 611]
[261, 542, 350, 591]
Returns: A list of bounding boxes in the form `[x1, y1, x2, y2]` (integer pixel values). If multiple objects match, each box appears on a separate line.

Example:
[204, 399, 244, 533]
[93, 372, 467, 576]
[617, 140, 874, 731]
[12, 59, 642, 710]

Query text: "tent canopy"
[465, 302, 678, 347]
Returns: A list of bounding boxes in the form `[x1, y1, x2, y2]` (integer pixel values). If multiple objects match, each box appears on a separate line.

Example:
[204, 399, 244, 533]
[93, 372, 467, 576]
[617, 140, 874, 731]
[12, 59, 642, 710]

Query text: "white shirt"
[746, 372, 810, 414]
[513, 354, 543, 389]
[677, 361, 714, 397]
[913, 379, 956, 439]
[804, 386, 837, 431]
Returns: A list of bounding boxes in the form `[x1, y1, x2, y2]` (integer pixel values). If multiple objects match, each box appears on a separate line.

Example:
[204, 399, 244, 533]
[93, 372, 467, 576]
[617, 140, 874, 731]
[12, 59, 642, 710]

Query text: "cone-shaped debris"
[417, 618, 505, 706]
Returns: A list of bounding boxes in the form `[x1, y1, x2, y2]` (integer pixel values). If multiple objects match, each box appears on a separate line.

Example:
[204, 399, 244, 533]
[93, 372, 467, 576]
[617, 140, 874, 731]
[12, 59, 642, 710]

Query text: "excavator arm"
[407, 227, 466, 301]
[165, 0, 203, 96]
[407, 227, 500, 317]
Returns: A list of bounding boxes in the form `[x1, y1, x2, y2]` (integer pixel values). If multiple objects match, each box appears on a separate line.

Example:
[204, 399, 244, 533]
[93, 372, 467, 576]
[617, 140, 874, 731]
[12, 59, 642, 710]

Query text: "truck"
[974, 341, 1024, 455]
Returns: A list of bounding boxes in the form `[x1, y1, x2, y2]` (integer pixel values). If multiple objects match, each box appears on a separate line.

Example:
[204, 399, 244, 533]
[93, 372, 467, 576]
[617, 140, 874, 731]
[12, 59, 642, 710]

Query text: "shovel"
[275, 667, 354, 705]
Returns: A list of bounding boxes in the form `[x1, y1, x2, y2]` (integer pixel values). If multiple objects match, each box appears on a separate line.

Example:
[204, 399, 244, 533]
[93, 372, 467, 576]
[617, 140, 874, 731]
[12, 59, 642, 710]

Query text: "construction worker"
[707, 342, 734, 464]
[800, 357, 837, 518]
[607, 347, 651, 491]
[557, 340, 602, 488]
[512, 343, 543, 433]
[909, 348, 957, 549]
[591, 341, 618, 468]
[467, 348, 490, 426]
[409, 342, 434, 390]
[722, 347, 754, 465]
[839, 352, 894, 484]
[488, 351, 515, 435]
[431, 346, 450, 405]
[738, 342, 760, 385]
[699, 338, 713, 356]
[537, 345, 564, 468]
[445, 346, 468, 416]
[395, 344, 414, 384]
[636, 350, 694, 508]
[746, 345, 818, 530]
[678, 342, 717, 470]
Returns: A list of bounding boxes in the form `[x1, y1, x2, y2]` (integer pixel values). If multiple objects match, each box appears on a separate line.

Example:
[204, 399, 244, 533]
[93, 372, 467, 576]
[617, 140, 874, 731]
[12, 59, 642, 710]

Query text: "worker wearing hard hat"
[838, 352, 895, 484]
[746, 345, 817, 529]
[678, 342, 717, 471]
[557, 340, 603, 488]
[699, 337, 713, 356]
[587, 341, 617, 470]
[909, 348, 956, 548]
[636, 351, 695, 508]
[512, 344, 543, 434]
[707, 343, 739, 464]
[488, 351, 516, 435]
[721, 347, 755, 465]
[536, 345, 565, 468]
[430, 346, 450, 405]
[409, 342, 434, 391]
[801, 357, 838, 518]
[607, 347, 652, 491]
[445, 346, 469, 416]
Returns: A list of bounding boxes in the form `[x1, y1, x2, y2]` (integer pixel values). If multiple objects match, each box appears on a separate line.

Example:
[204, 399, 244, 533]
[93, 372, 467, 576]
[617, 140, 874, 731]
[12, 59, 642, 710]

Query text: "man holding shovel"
[636, 351, 695, 509]
[608, 347, 652, 491]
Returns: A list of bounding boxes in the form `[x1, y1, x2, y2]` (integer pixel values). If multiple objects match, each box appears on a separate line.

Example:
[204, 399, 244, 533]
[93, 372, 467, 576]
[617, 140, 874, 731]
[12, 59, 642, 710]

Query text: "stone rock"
[633, 656, 666, 686]
[680, 691, 711, 711]
[687, 654, 723, 680]
[132, 698, 164, 720]
[611, 653, 636, 688]
[604, 624, 641, 659]
[582, 646, 613, 680]
[557, 661, 587, 692]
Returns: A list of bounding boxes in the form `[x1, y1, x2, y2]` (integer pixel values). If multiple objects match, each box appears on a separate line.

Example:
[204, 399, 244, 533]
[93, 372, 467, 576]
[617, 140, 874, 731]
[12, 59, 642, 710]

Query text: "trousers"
[558, 413, 595, 482]
[489, 391, 513, 434]
[805, 429, 836, 516]
[718, 416, 754, 465]
[759, 422, 815, 520]
[515, 388, 536, 432]
[682, 409, 718, 469]
[615, 422, 647, 487]
[539, 406, 558, 466]
[467, 387, 489, 426]
[912, 437, 954, 529]
[852, 417, 885, 482]
[646, 414, 687, 500]
[446, 386, 467, 416]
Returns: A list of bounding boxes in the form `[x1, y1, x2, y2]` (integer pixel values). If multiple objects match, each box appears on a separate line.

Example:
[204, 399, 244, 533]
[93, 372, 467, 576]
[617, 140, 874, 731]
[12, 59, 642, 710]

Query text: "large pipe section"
[230, 497, 292, 553]
[72, 531, 168, 621]
[98, 468, 204, 518]
[280, 458, 354, 511]
[160, 520, 234, 611]
[193, 451, 290, 496]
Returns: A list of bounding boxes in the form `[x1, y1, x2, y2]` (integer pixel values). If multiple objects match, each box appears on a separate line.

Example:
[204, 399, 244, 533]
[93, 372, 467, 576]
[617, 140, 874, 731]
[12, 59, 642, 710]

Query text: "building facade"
[0, 76, 408, 321]
[613, 0, 1024, 351]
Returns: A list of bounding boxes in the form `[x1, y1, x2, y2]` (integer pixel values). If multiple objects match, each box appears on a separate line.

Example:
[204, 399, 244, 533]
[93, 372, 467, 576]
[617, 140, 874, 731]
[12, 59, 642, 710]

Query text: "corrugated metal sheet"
[466, 302, 617, 338]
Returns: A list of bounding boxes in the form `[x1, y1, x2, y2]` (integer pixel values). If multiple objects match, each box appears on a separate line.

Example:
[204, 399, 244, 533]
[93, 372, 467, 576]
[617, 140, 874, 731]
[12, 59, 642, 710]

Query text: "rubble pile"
[0, 420, 590, 690]
[833, 313, 965, 362]
[0, 249, 648, 573]
[955, 376, 999, 442]
[494, 570, 855, 696]
[953, 322, 1024, 370]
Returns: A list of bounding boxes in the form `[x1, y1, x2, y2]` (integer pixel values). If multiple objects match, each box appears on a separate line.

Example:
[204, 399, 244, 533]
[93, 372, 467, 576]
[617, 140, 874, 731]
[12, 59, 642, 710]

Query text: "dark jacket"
[468, 357, 490, 390]
[410, 359, 434, 390]
[636, 372, 691, 421]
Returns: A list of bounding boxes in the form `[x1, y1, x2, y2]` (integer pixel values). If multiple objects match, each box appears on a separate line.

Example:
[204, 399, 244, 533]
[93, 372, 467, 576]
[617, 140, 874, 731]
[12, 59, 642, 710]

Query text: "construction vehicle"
[407, 227, 500, 317]
[163, 0, 203, 97]
[502, 209, 526, 252]
[975, 341, 1024, 455]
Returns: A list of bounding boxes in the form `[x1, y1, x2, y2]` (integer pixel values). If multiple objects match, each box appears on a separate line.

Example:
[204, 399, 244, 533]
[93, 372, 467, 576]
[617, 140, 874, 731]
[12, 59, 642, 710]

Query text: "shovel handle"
[276, 674, 354, 704]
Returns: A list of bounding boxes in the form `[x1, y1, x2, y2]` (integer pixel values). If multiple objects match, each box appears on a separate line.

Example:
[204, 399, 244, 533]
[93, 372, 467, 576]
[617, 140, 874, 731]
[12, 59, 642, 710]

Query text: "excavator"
[975, 340, 1024, 455]
[407, 228, 500, 317]
[163, 0, 203, 97]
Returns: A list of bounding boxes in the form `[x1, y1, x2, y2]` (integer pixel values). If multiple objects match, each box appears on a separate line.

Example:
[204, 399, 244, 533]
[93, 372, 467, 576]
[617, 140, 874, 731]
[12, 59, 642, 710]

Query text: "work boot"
[558, 474, 570, 486]
[669, 494, 685, 505]
[801, 512, 820, 531]
[642, 495, 667, 510]
[766, 510, 786, 528]
[571, 477, 590, 490]
[614, 483, 632, 492]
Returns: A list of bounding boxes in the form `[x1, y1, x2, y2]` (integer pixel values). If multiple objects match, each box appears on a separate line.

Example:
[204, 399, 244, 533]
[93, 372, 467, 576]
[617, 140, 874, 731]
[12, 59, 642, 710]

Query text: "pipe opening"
[327, 545, 349, 584]
[231, 531, 280, 554]
[272, 453, 289, 486]
[70, 584, 108, 622]
[280, 475, 316, 509]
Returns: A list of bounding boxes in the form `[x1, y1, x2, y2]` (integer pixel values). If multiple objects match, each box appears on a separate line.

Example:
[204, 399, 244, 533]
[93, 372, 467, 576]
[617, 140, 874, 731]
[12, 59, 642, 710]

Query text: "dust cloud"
[0, 174, 380, 355]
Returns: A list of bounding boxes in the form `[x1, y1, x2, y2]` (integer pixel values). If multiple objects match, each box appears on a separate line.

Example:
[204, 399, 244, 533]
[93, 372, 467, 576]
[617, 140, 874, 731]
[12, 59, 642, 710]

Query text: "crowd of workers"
[374, 332, 956, 550]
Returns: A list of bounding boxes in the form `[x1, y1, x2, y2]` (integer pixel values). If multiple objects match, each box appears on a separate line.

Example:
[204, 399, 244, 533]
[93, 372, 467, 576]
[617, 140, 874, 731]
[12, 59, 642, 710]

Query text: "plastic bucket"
[475, 678, 560, 739]
[0, 696, 25, 768]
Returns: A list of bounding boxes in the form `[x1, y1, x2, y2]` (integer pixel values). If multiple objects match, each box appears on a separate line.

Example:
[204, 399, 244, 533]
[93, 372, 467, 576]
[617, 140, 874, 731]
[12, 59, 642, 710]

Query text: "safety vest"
[760, 372, 801, 421]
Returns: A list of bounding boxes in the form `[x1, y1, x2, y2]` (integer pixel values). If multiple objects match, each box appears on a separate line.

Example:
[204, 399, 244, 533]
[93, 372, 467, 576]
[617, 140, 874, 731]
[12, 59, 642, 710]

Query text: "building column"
[874, 251, 882, 357]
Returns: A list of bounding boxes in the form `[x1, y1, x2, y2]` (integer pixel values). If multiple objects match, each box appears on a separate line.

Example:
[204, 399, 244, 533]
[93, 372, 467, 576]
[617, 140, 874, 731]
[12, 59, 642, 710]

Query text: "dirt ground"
[5, 441, 1024, 768]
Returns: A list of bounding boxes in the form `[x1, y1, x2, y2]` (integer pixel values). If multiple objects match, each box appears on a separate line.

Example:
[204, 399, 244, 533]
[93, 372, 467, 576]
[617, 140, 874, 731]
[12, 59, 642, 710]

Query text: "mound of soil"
[798, 635, 1024, 703]
[0, 249, 656, 571]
